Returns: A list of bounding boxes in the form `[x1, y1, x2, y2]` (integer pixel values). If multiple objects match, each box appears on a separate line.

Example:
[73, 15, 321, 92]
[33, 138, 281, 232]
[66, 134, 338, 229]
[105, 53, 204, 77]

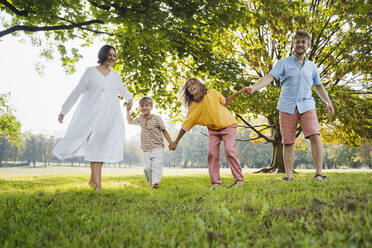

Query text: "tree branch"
[0, 0, 28, 16]
[309, 17, 331, 60]
[58, 17, 114, 36]
[196, 130, 263, 142]
[88, 0, 111, 11]
[295, 126, 302, 138]
[0, 20, 104, 38]
[236, 114, 274, 143]
[236, 136, 262, 142]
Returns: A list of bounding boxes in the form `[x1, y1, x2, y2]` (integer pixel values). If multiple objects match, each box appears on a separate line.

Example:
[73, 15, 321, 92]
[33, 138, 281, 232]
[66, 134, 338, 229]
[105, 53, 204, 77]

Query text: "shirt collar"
[290, 54, 308, 63]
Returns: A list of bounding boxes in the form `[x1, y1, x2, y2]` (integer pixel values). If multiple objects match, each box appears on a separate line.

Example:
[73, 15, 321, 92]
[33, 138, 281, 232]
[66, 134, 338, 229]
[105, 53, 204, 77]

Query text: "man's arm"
[315, 84, 335, 116]
[224, 87, 248, 106]
[246, 74, 275, 95]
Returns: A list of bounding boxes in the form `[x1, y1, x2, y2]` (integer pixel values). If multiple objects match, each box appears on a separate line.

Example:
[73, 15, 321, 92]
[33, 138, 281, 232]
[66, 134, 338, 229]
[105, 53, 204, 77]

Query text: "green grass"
[0, 172, 371, 247]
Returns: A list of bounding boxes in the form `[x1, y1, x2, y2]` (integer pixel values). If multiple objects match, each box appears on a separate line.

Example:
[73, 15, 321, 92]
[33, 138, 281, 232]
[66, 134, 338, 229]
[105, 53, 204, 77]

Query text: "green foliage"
[22, 132, 43, 166]
[0, 93, 21, 165]
[204, 0, 372, 146]
[2, 0, 370, 169]
[0, 173, 371, 247]
[0, 93, 21, 144]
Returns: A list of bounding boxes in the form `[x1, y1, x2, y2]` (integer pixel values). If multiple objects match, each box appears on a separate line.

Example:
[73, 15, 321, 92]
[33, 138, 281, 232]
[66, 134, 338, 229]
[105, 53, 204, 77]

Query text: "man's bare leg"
[283, 143, 295, 179]
[309, 134, 324, 181]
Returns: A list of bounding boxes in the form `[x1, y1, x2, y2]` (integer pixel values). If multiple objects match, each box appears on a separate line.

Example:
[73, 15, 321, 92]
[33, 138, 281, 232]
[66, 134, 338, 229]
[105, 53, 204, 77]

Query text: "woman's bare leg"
[88, 163, 95, 187]
[87, 134, 95, 187]
[92, 162, 103, 191]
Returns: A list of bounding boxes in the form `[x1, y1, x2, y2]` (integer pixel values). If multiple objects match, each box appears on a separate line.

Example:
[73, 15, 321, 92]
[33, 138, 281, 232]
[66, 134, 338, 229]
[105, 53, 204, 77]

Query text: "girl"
[170, 78, 247, 188]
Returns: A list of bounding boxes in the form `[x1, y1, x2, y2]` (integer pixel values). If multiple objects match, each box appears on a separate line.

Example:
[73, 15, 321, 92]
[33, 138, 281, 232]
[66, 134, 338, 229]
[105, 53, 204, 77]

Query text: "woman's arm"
[58, 69, 89, 122]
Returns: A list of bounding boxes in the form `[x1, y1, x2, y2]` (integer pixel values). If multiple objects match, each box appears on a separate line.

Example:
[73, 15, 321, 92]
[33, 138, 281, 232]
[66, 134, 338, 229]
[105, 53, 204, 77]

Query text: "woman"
[53, 45, 133, 191]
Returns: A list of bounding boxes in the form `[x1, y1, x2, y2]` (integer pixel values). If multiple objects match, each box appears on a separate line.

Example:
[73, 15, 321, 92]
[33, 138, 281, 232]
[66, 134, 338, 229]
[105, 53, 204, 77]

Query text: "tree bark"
[183, 159, 188, 168]
[255, 128, 286, 173]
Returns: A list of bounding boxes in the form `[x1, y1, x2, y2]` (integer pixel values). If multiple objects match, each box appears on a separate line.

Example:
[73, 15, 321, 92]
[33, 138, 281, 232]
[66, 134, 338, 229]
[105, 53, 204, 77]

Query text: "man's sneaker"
[315, 174, 326, 181]
[152, 183, 160, 189]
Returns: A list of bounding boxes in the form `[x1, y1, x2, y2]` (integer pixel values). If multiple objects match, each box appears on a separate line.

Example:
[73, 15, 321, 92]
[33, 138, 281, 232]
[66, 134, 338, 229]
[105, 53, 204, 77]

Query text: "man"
[246, 30, 334, 181]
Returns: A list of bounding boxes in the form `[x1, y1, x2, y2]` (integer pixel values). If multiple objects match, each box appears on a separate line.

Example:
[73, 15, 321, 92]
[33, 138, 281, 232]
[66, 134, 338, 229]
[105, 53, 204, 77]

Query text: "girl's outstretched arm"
[170, 129, 186, 150]
[224, 87, 248, 106]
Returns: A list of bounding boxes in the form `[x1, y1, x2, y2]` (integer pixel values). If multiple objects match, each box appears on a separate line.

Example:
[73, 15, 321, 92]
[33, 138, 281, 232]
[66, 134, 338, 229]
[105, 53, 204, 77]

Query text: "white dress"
[52, 66, 132, 162]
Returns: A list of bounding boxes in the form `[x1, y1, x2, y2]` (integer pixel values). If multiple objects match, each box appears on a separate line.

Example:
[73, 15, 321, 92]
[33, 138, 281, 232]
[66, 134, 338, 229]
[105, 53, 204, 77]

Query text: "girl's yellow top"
[182, 89, 237, 131]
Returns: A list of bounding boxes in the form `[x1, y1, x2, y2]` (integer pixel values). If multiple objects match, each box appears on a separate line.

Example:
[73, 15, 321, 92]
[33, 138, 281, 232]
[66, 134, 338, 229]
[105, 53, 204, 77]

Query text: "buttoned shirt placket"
[294, 57, 307, 114]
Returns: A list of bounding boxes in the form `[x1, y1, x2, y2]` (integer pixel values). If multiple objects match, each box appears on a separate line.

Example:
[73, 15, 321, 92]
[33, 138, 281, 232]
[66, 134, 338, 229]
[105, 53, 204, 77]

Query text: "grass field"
[0, 168, 371, 247]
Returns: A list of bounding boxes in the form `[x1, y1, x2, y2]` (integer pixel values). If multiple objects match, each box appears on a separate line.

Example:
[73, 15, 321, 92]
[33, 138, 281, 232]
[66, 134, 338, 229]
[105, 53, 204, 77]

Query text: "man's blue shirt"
[269, 55, 321, 114]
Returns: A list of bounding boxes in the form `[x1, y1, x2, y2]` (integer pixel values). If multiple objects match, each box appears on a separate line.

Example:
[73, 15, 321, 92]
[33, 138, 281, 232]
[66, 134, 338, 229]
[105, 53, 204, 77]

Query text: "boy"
[126, 97, 173, 188]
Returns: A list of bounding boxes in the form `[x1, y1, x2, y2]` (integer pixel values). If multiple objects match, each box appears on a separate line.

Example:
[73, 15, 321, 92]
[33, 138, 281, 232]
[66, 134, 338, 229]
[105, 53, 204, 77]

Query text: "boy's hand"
[126, 99, 133, 112]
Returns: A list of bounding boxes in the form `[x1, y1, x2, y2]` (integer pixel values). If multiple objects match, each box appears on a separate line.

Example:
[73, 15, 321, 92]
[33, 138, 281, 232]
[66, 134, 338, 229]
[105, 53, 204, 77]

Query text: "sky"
[0, 34, 149, 138]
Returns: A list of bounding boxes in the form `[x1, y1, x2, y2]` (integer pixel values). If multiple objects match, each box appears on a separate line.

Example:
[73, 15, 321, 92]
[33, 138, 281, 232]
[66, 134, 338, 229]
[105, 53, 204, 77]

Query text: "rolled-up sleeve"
[119, 84, 133, 101]
[214, 89, 226, 105]
[312, 65, 322, 86]
[115, 73, 133, 100]
[269, 60, 284, 80]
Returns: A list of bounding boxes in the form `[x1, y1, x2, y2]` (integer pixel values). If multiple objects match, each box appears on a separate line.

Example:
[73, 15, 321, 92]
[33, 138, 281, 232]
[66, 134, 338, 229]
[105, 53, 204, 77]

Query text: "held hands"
[58, 114, 64, 123]
[244, 86, 255, 96]
[168, 141, 177, 151]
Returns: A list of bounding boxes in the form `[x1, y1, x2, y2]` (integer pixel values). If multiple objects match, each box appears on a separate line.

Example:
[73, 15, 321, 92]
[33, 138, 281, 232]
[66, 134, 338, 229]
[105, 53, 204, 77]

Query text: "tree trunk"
[255, 129, 285, 173]
[183, 159, 188, 168]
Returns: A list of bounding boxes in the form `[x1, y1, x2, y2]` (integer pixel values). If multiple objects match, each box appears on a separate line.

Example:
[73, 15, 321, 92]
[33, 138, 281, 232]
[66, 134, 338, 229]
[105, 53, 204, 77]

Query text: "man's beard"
[295, 47, 306, 55]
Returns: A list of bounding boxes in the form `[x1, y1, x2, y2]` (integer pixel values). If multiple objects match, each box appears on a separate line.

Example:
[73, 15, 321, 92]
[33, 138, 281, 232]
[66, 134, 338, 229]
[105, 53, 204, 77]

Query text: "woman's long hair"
[178, 78, 207, 108]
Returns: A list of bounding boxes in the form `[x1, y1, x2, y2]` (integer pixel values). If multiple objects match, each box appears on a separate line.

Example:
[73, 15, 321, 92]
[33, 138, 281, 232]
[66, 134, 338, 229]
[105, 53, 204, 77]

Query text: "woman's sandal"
[315, 174, 326, 181]
[281, 176, 294, 182]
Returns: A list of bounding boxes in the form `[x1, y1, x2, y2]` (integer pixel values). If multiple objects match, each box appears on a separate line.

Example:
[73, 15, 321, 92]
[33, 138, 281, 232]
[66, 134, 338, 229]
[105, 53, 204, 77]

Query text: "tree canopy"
[1, 0, 370, 170]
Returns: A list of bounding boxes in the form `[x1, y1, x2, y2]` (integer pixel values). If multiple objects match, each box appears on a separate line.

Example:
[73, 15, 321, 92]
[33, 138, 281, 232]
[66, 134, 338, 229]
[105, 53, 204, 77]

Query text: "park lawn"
[0, 172, 371, 248]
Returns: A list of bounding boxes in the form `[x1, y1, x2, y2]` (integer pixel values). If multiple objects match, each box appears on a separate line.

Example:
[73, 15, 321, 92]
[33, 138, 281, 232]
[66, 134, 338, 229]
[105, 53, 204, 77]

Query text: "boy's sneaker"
[152, 183, 160, 189]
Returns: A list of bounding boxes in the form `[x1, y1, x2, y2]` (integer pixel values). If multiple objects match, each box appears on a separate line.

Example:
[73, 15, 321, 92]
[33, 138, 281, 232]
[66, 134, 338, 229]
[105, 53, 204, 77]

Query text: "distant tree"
[0, 93, 21, 166]
[22, 133, 43, 166]
[43, 135, 56, 166]
[123, 139, 143, 166]
[353, 144, 372, 168]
